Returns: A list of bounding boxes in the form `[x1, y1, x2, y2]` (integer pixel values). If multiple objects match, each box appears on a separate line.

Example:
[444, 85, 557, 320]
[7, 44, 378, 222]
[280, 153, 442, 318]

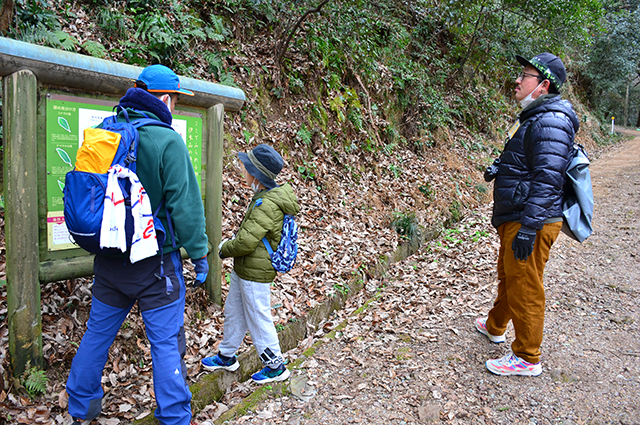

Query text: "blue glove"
[193, 256, 209, 288]
[512, 225, 537, 261]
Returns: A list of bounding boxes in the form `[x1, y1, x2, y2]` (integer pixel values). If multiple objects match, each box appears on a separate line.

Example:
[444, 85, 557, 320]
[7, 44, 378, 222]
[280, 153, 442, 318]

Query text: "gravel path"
[207, 130, 640, 425]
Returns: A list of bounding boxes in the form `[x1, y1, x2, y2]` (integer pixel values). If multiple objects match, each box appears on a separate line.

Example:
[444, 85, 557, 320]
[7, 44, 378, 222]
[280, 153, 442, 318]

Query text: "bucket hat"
[516, 52, 566, 91]
[135, 64, 194, 96]
[238, 144, 283, 190]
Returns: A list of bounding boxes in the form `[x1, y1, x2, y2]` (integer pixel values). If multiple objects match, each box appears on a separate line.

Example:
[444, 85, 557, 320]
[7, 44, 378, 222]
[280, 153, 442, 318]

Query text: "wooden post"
[4, 69, 42, 376]
[205, 104, 224, 305]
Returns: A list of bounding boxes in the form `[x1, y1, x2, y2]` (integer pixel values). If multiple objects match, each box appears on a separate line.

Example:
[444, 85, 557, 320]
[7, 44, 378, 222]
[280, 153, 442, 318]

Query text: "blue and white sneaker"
[251, 363, 290, 384]
[201, 354, 239, 372]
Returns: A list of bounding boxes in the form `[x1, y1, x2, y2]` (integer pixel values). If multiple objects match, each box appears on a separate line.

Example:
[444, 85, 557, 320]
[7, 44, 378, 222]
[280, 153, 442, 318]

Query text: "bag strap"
[521, 116, 544, 170]
[132, 118, 175, 131]
[153, 200, 177, 249]
[262, 237, 274, 256]
[153, 199, 177, 294]
[250, 197, 278, 255]
[522, 112, 572, 168]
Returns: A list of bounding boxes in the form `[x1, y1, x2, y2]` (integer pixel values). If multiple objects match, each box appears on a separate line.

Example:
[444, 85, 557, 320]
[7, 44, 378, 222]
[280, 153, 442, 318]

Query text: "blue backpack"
[63, 107, 175, 254]
[262, 214, 298, 273]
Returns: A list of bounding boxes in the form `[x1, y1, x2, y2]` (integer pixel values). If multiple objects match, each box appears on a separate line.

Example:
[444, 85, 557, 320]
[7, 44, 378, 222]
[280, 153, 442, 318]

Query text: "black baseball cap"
[516, 52, 566, 91]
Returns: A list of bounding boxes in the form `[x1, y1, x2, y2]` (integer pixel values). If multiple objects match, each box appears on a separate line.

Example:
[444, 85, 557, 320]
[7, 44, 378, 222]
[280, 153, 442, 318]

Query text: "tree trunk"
[0, 0, 15, 35]
[454, 5, 486, 78]
[624, 84, 629, 127]
[274, 0, 331, 87]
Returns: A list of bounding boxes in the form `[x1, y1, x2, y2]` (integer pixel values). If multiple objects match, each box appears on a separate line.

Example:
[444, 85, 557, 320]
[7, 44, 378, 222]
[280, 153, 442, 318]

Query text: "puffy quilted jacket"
[220, 183, 300, 283]
[492, 95, 580, 230]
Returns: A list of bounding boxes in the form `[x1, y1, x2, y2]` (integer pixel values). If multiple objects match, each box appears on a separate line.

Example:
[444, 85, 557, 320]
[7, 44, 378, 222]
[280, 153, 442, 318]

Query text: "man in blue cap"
[476, 53, 580, 376]
[66, 64, 209, 425]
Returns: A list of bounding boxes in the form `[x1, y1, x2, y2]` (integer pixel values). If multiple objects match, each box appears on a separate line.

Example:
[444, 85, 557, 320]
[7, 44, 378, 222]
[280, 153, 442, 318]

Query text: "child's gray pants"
[218, 271, 284, 368]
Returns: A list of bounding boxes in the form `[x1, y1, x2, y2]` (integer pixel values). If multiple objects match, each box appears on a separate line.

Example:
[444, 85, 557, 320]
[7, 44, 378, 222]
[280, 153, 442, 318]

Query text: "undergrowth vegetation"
[2, 0, 624, 227]
[6, 0, 611, 141]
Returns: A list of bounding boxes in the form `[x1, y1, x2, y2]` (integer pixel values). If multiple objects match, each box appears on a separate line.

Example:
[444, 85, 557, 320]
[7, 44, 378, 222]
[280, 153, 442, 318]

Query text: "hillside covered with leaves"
[1, 0, 626, 221]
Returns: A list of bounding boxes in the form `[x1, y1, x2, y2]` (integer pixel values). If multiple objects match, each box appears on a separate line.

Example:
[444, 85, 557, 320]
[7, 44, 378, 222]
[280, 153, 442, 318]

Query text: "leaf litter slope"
[213, 131, 640, 425]
[0, 128, 489, 423]
[0, 130, 635, 425]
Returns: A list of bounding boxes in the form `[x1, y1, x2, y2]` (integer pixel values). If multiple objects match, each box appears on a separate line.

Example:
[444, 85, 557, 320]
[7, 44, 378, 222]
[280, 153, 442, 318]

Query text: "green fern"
[172, 0, 207, 41]
[218, 71, 237, 87]
[391, 210, 422, 246]
[204, 51, 237, 86]
[97, 8, 130, 39]
[205, 14, 230, 42]
[15, 26, 77, 52]
[204, 51, 224, 76]
[296, 125, 313, 145]
[21, 364, 48, 399]
[48, 31, 78, 51]
[15, 24, 55, 45]
[82, 41, 107, 58]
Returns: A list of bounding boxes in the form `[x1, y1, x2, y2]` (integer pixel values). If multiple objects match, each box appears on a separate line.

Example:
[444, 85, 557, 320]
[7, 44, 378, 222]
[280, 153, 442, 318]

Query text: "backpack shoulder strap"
[111, 104, 176, 132]
[522, 115, 542, 156]
[523, 110, 573, 159]
[262, 236, 274, 255]
[132, 118, 175, 131]
[249, 198, 274, 254]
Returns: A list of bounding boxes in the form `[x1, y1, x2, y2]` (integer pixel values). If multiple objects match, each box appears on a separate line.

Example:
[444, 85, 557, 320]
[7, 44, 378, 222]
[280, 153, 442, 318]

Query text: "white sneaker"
[475, 318, 506, 343]
[485, 352, 542, 376]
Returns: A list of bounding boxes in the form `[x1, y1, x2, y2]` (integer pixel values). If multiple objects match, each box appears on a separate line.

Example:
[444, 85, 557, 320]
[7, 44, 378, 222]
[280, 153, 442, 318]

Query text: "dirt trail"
[209, 131, 640, 425]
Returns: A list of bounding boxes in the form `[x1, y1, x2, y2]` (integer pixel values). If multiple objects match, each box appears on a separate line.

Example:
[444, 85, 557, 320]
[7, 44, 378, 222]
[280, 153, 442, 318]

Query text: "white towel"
[101, 166, 127, 253]
[100, 165, 159, 263]
[128, 177, 159, 263]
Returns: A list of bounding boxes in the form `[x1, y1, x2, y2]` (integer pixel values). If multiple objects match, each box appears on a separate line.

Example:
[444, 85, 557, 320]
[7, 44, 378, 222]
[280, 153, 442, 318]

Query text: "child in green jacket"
[202, 144, 300, 383]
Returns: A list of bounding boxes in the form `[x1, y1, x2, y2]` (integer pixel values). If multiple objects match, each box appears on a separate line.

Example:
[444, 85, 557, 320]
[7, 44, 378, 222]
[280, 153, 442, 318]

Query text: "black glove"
[512, 225, 537, 261]
[484, 158, 501, 182]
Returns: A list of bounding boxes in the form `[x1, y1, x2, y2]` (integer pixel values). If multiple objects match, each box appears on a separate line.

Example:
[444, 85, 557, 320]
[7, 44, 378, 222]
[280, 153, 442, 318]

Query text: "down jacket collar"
[520, 95, 580, 134]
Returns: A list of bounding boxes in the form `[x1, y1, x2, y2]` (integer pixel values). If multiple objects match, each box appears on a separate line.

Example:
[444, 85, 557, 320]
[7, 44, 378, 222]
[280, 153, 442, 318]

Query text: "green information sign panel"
[45, 93, 203, 251]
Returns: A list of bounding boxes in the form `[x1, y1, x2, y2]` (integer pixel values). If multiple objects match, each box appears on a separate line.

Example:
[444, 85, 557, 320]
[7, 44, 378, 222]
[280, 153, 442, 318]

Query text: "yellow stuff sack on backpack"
[75, 128, 121, 173]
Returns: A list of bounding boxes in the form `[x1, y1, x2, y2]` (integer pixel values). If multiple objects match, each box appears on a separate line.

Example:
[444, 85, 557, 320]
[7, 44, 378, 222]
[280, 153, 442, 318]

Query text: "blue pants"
[66, 250, 192, 425]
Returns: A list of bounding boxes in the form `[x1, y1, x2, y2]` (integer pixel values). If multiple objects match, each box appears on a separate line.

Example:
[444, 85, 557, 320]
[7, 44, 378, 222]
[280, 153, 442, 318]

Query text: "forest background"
[0, 0, 639, 422]
[2, 0, 640, 216]
[1, 0, 639, 203]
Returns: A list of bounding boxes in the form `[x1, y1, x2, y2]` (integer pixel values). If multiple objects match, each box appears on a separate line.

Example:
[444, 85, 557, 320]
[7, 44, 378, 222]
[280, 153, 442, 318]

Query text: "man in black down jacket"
[475, 53, 580, 376]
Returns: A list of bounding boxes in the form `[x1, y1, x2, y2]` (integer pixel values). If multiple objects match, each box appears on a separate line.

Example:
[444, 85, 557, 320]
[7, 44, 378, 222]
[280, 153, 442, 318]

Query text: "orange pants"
[485, 221, 562, 364]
